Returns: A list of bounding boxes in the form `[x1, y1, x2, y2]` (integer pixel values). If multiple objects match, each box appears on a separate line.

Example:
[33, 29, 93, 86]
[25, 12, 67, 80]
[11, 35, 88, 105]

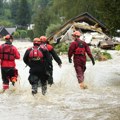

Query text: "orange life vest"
[0, 44, 15, 60]
[29, 46, 43, 61]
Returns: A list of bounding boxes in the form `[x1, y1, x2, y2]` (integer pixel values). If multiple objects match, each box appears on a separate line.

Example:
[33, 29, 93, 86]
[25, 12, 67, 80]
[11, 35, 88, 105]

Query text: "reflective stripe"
[3, 84, 9, 90]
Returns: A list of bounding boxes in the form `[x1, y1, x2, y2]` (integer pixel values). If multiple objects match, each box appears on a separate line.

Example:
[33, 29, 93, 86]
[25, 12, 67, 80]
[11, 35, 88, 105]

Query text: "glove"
[69, 58, 72, 63]
[91, 57, 95, 65]
[58, 63, 62, 68]
[48, 77, 53, 86]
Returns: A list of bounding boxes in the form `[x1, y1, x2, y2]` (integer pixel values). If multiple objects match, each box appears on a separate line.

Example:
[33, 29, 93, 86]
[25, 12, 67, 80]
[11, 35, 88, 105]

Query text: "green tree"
[0, 0, 4, 16]
[49, 0, 96, 23]
[10, 0, 19, 24]
[47, 0, 120, 37]
[98, 0, 120, 35]
[16, 0, 31, 27]
[0, 20, 13, 27]
[33, 0, 51, 37]
[34, 9, 50, 37]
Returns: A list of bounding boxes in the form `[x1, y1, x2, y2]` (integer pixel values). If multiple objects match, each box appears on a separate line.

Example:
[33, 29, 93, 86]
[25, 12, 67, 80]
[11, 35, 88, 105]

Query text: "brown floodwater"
[0, 41, 120, 120]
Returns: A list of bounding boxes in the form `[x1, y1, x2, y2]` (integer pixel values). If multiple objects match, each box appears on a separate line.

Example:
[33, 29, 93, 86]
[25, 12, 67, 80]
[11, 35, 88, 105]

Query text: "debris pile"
[48, 13, 120, 50]
[56, 22, 115, 49]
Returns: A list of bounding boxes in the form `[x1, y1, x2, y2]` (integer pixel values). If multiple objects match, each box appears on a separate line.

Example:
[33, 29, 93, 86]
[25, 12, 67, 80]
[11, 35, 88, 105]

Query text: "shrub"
[13, 31, 20, 38]
[0, 20, 13, 27]
[88, 48, 112, 61]
[19, 30, 27, 38]
[115, 44, 120, 51]
[54, 42, 69, 54]
[102, 51, 112, 59]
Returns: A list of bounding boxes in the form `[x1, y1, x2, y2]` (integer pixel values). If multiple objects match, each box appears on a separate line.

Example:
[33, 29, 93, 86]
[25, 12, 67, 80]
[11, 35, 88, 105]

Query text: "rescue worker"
[39, 36, 62, 86]
[68, 31, 95, 89]
[0, 34, 20, 92]
[23, 38, 52, 95]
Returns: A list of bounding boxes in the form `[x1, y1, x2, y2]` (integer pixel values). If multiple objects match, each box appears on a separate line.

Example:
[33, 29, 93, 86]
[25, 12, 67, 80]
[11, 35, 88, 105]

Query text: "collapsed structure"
[48, 12, 118, 49]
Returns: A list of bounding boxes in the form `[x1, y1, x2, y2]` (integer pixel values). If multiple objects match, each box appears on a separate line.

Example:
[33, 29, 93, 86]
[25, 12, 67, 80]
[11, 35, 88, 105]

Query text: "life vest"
[74, 41, 85, 55]
[0, 44, 15, 60]
[29, 46, 43, 61]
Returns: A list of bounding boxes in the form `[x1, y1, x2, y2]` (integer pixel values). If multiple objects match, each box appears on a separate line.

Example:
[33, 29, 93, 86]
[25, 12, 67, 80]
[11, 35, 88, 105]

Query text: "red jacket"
[68, 39, 93, 65]
[46, 44, 53, 51]
[46, 44, 62, 65]
[0, 43, 20, 67]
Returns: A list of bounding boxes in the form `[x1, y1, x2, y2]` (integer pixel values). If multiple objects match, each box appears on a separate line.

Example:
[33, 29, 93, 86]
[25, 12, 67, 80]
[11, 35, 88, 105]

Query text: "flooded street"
[0, 41, 120, 120]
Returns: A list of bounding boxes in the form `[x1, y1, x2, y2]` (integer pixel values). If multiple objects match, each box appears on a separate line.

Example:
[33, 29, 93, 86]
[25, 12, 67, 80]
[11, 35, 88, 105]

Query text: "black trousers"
[1, 67, 15, 85]
[28, 72, 48, 87]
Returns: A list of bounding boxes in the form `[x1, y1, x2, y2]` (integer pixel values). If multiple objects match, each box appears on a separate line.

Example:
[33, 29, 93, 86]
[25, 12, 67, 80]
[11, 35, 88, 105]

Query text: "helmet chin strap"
[34, 43, 40, 46]
[6, 40, 12, 45]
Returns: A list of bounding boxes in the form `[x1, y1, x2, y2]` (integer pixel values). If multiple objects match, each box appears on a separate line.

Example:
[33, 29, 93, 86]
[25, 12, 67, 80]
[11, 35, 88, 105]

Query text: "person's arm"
[84, 42, 95, 65]
[47, 44, 62, 66]
[23, 49, 30, 66]
[50, 49, 62, 66]
[43, 49, 52, 65]
[13, 46, 20, 59]
[68, 42, 76, 63]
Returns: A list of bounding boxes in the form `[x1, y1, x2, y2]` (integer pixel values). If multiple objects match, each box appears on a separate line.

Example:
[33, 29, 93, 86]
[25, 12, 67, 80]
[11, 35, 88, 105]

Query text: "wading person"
[68, 31, 95, 89]
[23, 38, 52, 95]
[39, 36, 62, 86]
[0, 34, 20, 93]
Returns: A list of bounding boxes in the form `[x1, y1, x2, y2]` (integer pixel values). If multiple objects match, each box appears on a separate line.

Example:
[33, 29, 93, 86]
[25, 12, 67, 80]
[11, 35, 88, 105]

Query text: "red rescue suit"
[0, 43, 20, 67]
[0, 42, 20, 90]
[68, 38, 93, 83]
[45, 43, 62, 85]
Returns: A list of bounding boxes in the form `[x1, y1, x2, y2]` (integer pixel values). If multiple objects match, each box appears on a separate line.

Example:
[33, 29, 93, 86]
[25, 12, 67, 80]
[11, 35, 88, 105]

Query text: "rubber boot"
[42, 85, 47, 95]
[38, 80, 41, 87]
[80, 82, 88, 89]
[0, 84, 9, 93]
[32, 84, 38, 95]
[11, 77, 17, 86]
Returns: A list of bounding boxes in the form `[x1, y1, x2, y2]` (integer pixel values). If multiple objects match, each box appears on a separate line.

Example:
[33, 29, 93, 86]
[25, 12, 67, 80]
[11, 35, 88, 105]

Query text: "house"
[0, 26, 9, 38]
[47, 12, 114, 49]
[5, 27, 16, 35]
[0, 26, 16, 38]
[27, 24, 35, 30]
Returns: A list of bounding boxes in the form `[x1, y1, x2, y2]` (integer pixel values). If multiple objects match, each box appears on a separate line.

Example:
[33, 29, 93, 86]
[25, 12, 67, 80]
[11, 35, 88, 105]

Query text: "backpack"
[29, 46, 44, 61]
[0, 44, 15, 60]
[74, 41, 85, 55]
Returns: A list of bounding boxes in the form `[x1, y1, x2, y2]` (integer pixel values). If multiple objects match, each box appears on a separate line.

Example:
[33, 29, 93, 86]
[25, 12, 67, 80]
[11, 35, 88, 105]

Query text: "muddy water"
[0, 41, 120, 120]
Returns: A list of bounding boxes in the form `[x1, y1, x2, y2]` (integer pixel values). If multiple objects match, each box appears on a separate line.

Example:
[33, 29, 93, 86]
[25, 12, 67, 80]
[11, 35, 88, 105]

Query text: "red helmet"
[5, 34, 13, 40]
[40, 36, 47, 42]
[33, 38, 41, 44]
[72, 31, 81, 37]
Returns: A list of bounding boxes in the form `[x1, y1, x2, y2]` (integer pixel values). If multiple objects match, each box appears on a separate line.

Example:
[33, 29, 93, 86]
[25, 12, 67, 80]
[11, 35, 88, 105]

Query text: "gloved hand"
[91, 57, 95, 65]
[92, 60, 95, 65]
[48, 77, 53, 86]
[69, 58, 72, 63]
[58, 63, 62, 68]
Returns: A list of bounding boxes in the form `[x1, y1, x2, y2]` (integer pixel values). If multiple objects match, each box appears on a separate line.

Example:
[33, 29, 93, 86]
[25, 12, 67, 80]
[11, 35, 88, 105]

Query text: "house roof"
[0, 26, 9, 36]
[0, 26, 4, 32]
[5, 27, 16, 34]
[47, 12, 108, 41]
[67, 12, 107, 31]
